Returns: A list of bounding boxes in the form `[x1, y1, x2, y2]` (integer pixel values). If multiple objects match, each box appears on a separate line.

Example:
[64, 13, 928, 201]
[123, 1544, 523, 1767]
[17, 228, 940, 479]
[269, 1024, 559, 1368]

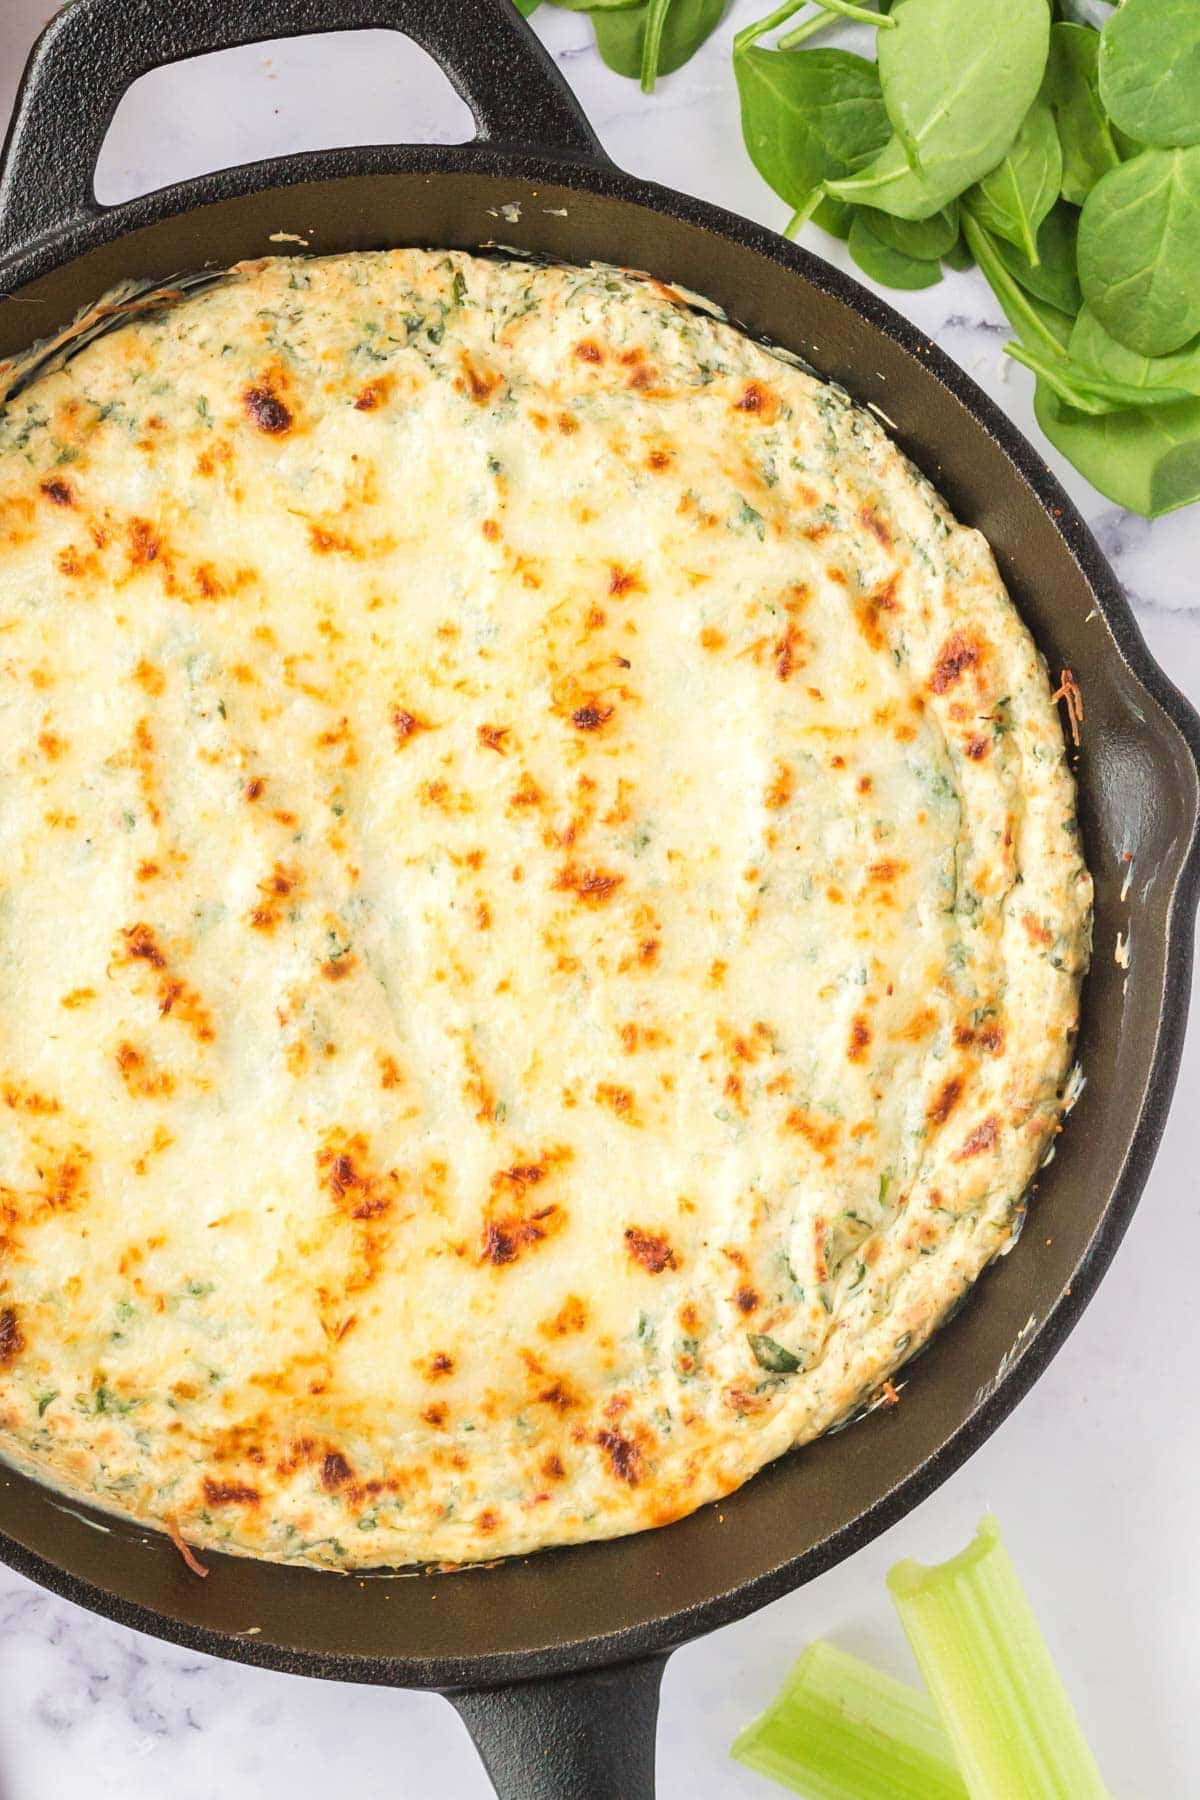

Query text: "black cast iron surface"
[0, 2, 1198, 1795]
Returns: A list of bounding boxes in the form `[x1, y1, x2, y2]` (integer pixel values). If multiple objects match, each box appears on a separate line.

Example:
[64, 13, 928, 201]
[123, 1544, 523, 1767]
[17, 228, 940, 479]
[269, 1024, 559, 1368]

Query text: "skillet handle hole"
[93, 32, 473, 207]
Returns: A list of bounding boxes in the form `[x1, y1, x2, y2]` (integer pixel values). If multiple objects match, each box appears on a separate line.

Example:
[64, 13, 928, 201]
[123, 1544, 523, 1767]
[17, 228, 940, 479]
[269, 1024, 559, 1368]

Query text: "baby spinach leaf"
[593, 0, 727, 84]
[512, 0, 542, 15]
[1007, 340, 1192, 414]
[1099, 0, 1200, 150]
[848, 211, 943, 286]
[864, 201, 959, 259]
[542, 0, 638, 11]
[1034, 381, 1200, 516]
[962, 212, 1075, 357]
[1041, 22, 1120, 204]
[1070, 305, 1200, 398]
[735, 46, 891, 213]
[748, 1333, 802, 1374]
[825, 0, 1050, 221]
[814, 196, 856, 240]
[943, 233, 975, 271]
[991, 201, 1082, 314]
[966, 100, 1062, 264]
[1078, 145, 1200, 356]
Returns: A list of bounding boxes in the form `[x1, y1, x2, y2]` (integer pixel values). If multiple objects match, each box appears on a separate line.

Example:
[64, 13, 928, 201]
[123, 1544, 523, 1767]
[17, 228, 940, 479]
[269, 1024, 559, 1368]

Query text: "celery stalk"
[731, 1638, 968, 1799]
[888, 1516, 1110, 1800]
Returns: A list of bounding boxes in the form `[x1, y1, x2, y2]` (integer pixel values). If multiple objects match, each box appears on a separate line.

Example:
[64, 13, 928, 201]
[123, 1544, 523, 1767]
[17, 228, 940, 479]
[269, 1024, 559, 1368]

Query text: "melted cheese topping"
[0, 252, 1090, 1567]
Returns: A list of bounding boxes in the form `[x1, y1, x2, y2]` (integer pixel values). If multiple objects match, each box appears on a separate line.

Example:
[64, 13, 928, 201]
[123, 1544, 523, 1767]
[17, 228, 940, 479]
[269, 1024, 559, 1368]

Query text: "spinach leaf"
[943, 233, 975, 271]
[735, 46, 891, 214]
[991, 201, 1081, 314]
[1007, 340, 1192, 414]
[748, 1333, 802, 1374]
[814, 196, 856, 240]
[1099, 0, 1200, 150]
[512, 0, 543, 14]
[1041, 22, 1120, 204]
[848, 211, 943, 287]
[1070, 305, 1200, 398]
[825, 0, 1050, 221]
[962, 212, 1075, 357]
[865, 201, 959, 259]
[593, 0, 727, 85]
[966, 100, 1062, 263]
[543, 0, 638, 11]
[1078, 145, 1200, 356]
[1034, 381, 1200, 516]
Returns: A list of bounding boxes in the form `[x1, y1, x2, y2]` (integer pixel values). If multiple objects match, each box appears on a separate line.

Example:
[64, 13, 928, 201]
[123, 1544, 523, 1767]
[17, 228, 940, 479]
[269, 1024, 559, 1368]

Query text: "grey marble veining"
[0, 4, 1196, 1796]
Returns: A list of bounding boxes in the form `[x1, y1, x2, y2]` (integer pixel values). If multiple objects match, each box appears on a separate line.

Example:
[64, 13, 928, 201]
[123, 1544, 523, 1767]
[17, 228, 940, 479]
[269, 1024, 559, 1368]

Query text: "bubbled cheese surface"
[0, 252, 1090, 1567]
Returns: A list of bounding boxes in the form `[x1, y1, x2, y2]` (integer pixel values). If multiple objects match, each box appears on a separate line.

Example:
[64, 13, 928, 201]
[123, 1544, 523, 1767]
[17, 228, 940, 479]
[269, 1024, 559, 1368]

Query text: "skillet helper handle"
[447, 1654, 668, 1799]
[0, 0, 604, 256]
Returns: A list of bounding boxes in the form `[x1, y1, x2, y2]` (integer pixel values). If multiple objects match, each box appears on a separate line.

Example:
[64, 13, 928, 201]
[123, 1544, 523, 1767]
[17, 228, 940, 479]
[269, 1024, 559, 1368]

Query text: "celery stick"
[888, 1516, 1110, 1800]
[731, 1638, 968, 1799]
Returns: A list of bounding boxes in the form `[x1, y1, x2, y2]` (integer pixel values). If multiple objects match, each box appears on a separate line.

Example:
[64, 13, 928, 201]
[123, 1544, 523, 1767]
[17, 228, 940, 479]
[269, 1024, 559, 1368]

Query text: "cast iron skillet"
[0, 2, 1198, 1794]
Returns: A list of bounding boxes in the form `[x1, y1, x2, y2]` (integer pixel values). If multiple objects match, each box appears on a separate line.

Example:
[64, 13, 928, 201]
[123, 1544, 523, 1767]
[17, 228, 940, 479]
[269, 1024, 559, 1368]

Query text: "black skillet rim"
[0, 140, 1197, 1692]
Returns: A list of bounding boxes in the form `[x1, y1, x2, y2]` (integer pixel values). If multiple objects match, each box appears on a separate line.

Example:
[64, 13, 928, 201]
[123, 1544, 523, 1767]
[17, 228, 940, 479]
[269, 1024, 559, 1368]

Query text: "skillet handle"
[0, 0, 605, 257]
[446, 1654, 668, 1798]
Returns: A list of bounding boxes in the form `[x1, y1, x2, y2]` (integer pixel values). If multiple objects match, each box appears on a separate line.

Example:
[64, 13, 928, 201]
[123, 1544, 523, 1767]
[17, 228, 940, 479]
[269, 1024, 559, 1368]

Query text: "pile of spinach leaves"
[734, 0, 1200, 517]
[522, 0, 1200, 517]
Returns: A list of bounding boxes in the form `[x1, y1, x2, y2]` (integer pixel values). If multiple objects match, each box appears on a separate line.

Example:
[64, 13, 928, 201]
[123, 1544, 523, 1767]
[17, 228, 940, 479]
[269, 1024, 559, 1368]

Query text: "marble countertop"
[0, 5, 1196, 1796]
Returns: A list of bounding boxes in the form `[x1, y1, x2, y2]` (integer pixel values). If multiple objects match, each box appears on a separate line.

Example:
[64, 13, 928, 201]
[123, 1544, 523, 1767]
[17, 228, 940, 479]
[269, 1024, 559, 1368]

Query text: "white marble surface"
[0, 5, 1197, 1796]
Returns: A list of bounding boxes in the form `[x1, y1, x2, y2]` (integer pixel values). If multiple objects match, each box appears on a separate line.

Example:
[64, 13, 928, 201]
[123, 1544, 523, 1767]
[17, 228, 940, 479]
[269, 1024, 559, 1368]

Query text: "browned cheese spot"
[243, 386, 292, 434]
[624, 1226, 678, 1273]
[391, 705, 430, 747]
[571, 703, 614, 732]
[853, 574, 901, 651]
[859, 504, 892, 549]
[481, 1155, 567, 1267]
[867, 859, 907, 885]
[354, 376, 392, 412]
[114, 1040, 175, 1099]
[554, 864, 625, 906]
[202, 1477, 261, 1506]
[595, 1082, 636, 1120]
[930, 630, 982, 694]
[320, 1451, 354, 1491]
[458, 355, 503, 405]
[482, 1212, 558, 1266]
[765, 761, 794, 809]
[597, 1427, 643, 1486]
[0, 1306, 24, 1367]
[784, 1108, 840, 1164]
[928, 1076, 964, 1127]
[956, 1115, 1000, 1160]
[120, 922, 166, 968]
[734, 380, 779, 421]
[1022, 911, 1055, 948]
[539, 1295, 588, 1338]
